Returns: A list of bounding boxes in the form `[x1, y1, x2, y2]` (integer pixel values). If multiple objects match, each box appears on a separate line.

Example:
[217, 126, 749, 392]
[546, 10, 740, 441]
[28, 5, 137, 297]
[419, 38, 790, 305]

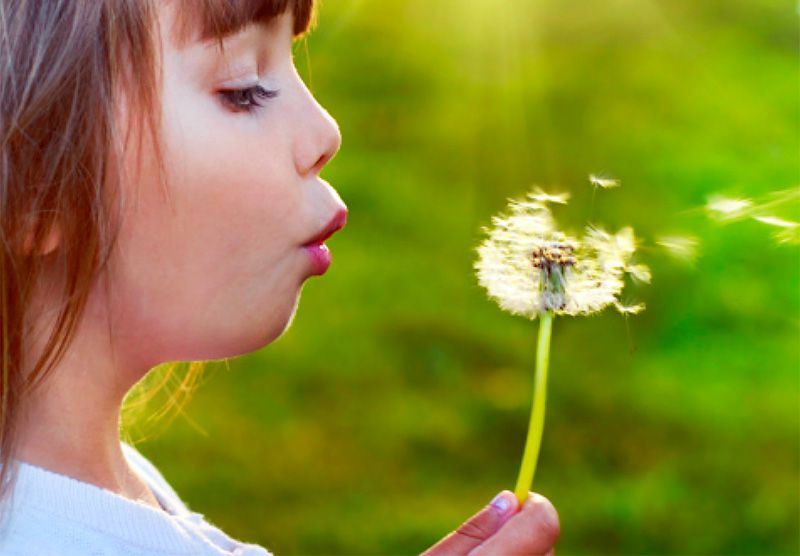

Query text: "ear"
[21, 218, 62, 257]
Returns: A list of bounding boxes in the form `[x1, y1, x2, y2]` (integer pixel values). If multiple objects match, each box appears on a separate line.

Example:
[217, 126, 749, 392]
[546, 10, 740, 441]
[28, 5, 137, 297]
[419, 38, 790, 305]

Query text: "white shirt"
[0, 441, 274, 555]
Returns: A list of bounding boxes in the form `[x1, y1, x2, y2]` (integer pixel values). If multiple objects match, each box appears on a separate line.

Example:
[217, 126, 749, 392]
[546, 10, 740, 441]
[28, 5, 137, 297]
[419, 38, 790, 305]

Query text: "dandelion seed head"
[475, 190, 648, 319]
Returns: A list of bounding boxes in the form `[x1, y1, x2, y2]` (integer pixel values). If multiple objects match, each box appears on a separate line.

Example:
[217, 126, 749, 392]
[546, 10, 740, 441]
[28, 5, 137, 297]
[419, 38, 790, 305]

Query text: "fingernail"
[490, 492, 512, 514]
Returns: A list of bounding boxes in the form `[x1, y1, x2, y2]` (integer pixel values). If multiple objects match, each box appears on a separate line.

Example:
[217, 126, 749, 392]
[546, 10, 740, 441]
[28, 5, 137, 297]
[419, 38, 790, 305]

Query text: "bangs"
[173, 0, 316, 45]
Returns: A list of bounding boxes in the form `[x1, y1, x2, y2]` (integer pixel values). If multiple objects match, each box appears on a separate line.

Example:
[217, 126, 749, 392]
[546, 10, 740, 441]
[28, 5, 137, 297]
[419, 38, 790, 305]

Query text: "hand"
[421, 490, 560, 556]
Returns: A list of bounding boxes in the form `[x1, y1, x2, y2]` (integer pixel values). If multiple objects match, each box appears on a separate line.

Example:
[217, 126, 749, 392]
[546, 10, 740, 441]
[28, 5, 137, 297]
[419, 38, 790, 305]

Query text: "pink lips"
[303, 209, 348, 275]
[303, 243, 333, 275]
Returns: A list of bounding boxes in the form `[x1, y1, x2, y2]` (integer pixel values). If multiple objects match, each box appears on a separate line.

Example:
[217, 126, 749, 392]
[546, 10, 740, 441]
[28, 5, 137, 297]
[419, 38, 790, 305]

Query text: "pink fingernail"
[490, 492, 512, 514]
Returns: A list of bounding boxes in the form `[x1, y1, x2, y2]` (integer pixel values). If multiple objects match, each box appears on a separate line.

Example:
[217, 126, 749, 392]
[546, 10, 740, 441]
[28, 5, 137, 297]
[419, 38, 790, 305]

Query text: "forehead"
[165, 0, 314, 47]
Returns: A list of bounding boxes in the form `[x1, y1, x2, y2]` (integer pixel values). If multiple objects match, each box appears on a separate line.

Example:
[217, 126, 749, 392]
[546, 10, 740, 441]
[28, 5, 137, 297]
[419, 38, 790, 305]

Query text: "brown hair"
[0, 0, 315, 517]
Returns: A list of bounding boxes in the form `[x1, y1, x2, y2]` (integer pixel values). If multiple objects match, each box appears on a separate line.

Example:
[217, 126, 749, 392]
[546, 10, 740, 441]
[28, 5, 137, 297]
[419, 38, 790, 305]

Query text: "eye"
[219, 84, 280, 113]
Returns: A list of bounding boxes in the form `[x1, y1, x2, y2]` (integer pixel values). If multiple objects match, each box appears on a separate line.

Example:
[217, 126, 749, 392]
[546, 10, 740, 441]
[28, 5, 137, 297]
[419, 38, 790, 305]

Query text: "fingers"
[421, 490, 518, 556]
[469, 492, 560, 556]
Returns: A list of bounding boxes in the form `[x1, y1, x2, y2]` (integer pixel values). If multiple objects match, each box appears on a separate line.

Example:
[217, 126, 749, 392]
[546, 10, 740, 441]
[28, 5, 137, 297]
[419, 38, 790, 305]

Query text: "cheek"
[175, 88, 305, 251]
[106, 96, 307, 361]
[167, 92, 297, 233]
[170, 126, 297, 248]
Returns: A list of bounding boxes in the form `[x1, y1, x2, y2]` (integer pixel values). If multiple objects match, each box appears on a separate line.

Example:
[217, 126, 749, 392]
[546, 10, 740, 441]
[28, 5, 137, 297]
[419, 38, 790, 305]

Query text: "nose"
[293, 82, 342, 177]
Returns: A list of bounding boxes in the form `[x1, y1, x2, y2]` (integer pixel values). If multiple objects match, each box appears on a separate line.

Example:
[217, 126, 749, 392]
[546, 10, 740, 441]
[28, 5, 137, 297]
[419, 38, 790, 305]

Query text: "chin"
[257, 292, 302, 348]
[195, 290, 303, 360]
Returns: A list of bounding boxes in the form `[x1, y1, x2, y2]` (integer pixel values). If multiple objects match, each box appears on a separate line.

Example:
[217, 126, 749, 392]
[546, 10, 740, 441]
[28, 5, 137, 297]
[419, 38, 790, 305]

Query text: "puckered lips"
[303, 209, 348, 246]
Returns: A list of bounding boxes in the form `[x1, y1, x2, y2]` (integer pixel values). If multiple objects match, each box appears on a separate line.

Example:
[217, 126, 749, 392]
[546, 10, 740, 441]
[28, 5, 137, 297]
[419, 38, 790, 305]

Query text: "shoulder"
[0, 505, 57, 556]
[121, 441, 191, 515]
[0, 505, 143, 556]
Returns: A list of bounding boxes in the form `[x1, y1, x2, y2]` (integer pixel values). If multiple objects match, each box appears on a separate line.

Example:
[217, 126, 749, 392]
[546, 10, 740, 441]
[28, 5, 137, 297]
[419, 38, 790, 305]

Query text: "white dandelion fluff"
[704, 189, 799, 245]
[753, 215, 798, 229]
[474, 191, 648, 319]
[657, 235, 699, 262]
[706, 195, 753, 220]
[589, 174, 620, 189]
[754, 215, 800, 245]
[528, 186, 570, 205]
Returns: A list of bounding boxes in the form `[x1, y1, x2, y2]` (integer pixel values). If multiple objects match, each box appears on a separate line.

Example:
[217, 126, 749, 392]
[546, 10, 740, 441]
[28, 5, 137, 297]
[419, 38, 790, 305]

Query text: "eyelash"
[219, 85, 280, 113]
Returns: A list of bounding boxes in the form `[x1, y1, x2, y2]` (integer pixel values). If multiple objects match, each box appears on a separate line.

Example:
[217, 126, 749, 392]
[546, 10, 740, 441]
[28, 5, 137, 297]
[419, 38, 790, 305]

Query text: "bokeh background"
[123, 0, 799, 554]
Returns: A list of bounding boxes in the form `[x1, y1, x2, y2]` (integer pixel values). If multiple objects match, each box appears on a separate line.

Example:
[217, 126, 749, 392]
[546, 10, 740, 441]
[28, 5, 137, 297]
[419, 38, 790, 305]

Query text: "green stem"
[514, 311, 553, 505]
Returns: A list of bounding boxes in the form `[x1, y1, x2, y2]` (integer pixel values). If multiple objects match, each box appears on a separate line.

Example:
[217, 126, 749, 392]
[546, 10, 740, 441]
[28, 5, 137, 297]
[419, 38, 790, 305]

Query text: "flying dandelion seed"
[474, 187, 648, 504]
[528, 186, 570, 205]
[614, 301, 646, 315]
[704, 189, 800, 245]
[753, 215, 799, 229]
[775, 227, 800, 245]
[753, 216, 800, 245]
[589, 174, 620, 189]
[706, 195, 753, 220]
[657, 235, 699, 262]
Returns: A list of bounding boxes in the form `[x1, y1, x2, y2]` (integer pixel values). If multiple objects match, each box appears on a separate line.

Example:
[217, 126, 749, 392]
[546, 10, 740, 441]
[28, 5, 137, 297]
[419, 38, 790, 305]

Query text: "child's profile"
[0, 1, 559, 554]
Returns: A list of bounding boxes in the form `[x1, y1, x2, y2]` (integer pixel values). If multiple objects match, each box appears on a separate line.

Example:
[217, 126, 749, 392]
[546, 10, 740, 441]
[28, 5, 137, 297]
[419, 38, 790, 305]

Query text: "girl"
[0, 1, 560, 554]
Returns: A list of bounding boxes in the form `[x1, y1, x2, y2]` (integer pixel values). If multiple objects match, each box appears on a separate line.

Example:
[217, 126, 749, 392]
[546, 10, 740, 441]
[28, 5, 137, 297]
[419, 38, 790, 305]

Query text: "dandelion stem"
[514, 310, 553, 505]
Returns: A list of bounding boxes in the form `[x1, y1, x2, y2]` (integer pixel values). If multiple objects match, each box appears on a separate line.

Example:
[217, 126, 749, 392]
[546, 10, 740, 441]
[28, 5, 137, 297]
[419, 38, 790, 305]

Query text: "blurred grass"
[123, 0, 799, 554]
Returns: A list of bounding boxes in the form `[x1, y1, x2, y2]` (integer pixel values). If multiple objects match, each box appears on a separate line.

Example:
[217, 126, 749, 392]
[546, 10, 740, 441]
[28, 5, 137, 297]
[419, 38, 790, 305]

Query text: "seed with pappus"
[589, 174, 620, 189]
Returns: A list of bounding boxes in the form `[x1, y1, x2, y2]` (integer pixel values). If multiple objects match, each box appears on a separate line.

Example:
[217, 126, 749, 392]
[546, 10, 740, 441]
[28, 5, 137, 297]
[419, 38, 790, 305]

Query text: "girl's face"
[103, 4, 344, 367]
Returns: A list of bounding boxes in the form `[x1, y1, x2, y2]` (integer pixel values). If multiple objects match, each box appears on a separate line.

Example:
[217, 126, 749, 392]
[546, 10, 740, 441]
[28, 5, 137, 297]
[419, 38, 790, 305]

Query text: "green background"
[124, 0, 799, 554]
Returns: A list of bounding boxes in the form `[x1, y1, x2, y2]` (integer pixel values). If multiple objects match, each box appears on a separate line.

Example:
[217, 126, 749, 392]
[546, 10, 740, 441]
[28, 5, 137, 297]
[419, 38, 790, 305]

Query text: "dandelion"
[474, 188, 648, 504]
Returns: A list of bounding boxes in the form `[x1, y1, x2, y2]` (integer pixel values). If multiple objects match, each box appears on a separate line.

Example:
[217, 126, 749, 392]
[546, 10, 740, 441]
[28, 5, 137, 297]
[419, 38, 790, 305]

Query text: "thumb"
[421, 491, 518, 556]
